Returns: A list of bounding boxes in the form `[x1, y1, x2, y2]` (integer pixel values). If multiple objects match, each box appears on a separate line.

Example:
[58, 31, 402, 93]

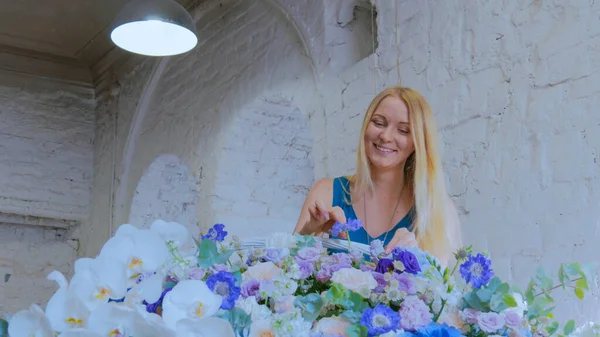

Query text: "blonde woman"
[294, 86, 462, 266]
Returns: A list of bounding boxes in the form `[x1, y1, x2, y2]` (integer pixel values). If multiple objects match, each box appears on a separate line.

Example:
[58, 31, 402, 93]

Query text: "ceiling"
[0, 0, 201, 91]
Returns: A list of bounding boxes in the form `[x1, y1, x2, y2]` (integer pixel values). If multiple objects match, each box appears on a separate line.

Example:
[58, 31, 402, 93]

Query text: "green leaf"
[476, 288, 494, 302]
[564, 320, 576, 335]
[486, 277, 502, 292]
[347, 324, 368, 337]
[294, 294, 324, 322]
[576, 277, 589, 290]
[575, 287, 584, 300]
[490, 292, 509, 312]
[563, 263, 581, 277]
[196, 239, 233, 268]
[463, 292, 487, 311]
[558, 265, 567, 286]
[340, 310, 363, 324]
[504, 294, 518, 307]
[546, 321, 560, 336]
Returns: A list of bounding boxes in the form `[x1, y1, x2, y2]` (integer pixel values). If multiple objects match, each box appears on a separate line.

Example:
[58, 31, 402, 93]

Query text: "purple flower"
[360, 264, 375, 272]
[202, 223, 227, 242]
[265, 248, 289, 263]
[376, 258, 395, 273]
[315, 268, 332, 282]
[415, 323, 464, 337]
[394, 273, 417, 295]
[143, 287, 172, 313]
[206, 271, 240, 310]
[459, 253, 494, 288]
[392, 248, 421, 274]
[241, 279, 260, 298]
[296, 247, 321, 262]
[458, 308, 479, 324]
[476, 312, 504, 333]
[329, 218, 363, 236]
[296, 259, 315, 279]
[188, 267, 206, 280]
[503, 310, 522, 329]
[371, 272, 387, 293]
[398, 295, 433, 331]
[360, 304, 401, 336]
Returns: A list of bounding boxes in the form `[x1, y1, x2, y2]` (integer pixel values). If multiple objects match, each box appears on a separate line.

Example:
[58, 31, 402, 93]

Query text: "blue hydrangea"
[202, 223, 228, 242]
[360, 304, 401, 336]
[459, 253, 494, 288]
[206, 271, 240, 310]
[415, 323, 464, 337]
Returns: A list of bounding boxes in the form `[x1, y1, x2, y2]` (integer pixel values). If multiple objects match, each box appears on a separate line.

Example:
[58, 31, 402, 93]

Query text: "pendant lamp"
[110, 0, 198, 57]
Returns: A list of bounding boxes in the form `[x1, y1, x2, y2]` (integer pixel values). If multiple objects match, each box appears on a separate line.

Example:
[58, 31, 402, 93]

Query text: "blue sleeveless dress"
[330, 176, 414, 247]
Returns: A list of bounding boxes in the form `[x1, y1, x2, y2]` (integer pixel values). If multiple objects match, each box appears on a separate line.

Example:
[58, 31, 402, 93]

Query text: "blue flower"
[360, 304, 401, 336]
[329, 218, 363, 237]
[142, 287, 173, 313]
[202, 223, 228, 242]
[206, 271, 240, 310]
[415, 323, 464, 337]
[459, 253, 494, 288]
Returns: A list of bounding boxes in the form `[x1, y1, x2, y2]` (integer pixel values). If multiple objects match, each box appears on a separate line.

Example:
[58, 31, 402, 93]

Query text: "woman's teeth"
[375, 144, 395, 153]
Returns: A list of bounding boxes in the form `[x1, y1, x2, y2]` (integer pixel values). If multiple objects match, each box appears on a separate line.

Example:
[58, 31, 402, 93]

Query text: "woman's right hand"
[303, 200, 347, 238]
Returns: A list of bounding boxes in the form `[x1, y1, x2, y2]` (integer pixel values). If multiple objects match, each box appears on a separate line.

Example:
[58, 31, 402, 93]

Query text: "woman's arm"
[293, 178, 335, 235]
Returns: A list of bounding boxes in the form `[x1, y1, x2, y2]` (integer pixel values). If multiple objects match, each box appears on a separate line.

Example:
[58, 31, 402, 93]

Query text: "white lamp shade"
[110, 0, 198, 57]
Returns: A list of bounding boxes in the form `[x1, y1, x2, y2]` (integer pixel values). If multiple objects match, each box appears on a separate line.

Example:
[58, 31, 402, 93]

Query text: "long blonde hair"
[348, 86, 452, 259]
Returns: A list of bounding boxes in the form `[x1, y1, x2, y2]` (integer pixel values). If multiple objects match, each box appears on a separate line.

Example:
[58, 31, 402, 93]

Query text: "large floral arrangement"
[2, 219, 598, 337]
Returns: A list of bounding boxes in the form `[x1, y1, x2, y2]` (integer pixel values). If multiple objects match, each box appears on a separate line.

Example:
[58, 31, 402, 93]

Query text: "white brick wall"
[0, 71, 94, 315]
[0, 224, 77, 315]
[0, 72, 95, 221]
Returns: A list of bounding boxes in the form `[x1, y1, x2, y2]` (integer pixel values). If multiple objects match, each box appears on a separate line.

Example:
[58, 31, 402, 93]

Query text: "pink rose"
[459, 308, 480, 324]
[398, 295, 433, 331]
[314, 317, 351, 336]
[477, 312, 505, 333]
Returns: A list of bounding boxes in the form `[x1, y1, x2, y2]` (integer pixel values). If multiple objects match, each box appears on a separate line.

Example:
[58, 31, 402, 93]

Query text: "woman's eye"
[398, 128, 409, 134]
[373, 121, 384, 127]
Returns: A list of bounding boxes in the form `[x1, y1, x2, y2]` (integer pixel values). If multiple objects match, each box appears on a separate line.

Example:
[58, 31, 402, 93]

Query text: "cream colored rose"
[438, 310, 468, 332]
[330, 268, 377, 293]
[314, 317, 352, 336]
[243, 262, 282, 281]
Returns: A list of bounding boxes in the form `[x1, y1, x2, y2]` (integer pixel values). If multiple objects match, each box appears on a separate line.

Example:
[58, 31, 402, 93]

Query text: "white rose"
[265, 233, 297, 249]
[243, 262, 282, 281]
[314, 317, 351, 336]
[330, 269, 377, 294]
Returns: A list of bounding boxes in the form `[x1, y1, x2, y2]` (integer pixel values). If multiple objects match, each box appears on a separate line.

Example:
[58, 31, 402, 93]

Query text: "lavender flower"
[296, 247, 321, 262]
[329, 218, 363, 236]
[360, 304, 401, 336]
[265, 248, 290, 263]
[459, 253, 494, 288]
[240, 279, 260, 298]
[206, 271, 240, 310]
[371, 272, 387, 293]
[295, 259, 315, 279]
[503, 310, 522, 329]
[394, 273, 417, 295]
[187, 267, 206, 280]
[392, 248, 421, 274]
[202, 223, 227, 242]
[476, 312, 504, 333]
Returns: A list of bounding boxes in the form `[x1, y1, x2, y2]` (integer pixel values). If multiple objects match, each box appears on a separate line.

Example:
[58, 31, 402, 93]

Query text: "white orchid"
[175, 317, 235, 337]
[44, 270, 90, 332]
[58, 329, 103, 337]
[69, 256, 128, 311]
[161, 280, 223, 330]
[99, 224, 171, 282]
[7, 304, 53, 337]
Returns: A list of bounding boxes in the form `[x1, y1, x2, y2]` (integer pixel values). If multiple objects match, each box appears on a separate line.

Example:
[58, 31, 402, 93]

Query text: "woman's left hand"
[384, 228, 417, 254]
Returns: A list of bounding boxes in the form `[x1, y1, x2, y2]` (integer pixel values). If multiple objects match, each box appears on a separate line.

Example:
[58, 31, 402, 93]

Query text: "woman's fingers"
[384, 228, 416, 254]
